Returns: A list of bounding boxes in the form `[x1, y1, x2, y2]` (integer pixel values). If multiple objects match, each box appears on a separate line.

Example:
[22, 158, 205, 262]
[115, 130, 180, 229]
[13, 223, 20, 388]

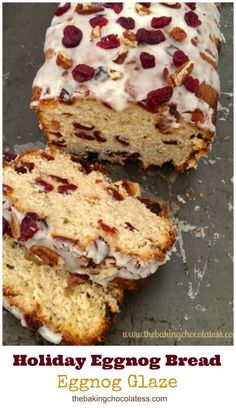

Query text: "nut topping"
[30, 245, 61, 267]
[10, 213, 20, 239]
[56, 51, 73, 69]
[170, 27, 187, 42]
[121, 30, 138, 48]
[108, 69, 124, 80]
[135, 3, 151, 15]
[167, 61, 194, 87]
[113, 47, 129, 64]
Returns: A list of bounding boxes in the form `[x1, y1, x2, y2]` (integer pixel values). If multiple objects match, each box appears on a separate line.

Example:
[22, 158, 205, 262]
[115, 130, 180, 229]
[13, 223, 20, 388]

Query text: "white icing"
[31, 3, 221, 132]
[3, 297, 63, 344]
[3, 200, 168, 284]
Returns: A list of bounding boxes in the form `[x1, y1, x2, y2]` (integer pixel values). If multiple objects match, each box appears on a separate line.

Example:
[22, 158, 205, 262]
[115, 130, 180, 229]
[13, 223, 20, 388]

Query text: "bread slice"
[3, 236, 123, 345]
[31, 3, 221, 171]
[3, 148, 175, 285]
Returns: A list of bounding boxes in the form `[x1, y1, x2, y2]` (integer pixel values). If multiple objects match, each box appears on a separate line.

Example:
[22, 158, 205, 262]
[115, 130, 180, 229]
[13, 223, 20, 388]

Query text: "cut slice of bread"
[3, 236, 123, 345]
[3, 148, 175, 284]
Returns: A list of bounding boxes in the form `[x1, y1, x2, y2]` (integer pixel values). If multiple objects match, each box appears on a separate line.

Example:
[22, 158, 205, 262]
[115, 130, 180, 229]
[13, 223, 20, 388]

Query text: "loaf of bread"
[3, 148, 175, 285]
[3, 236, 123, 345]
[31, 2, 221, 171]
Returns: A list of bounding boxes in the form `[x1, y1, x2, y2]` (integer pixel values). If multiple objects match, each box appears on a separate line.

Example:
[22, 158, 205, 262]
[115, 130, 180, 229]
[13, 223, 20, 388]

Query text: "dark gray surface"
[3, 3, 233, 345]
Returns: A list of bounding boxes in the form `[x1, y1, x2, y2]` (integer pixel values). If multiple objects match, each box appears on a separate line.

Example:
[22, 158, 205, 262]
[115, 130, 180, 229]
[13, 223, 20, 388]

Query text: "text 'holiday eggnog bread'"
[31, 2, 221, 171]
[3, 148, 175, 285]
[3, 236, 123, 345]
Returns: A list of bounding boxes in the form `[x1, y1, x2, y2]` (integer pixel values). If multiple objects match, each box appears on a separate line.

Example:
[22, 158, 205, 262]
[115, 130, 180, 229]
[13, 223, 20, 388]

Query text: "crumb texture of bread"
[3, 237, 123, 345]
[31, 3, 220, 170]
[3, 148, 175, 265]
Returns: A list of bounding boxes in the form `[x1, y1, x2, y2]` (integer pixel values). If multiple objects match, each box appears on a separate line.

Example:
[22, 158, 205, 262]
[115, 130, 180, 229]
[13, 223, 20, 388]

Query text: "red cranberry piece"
[3, 217, 11, 236]
[184, 11, 201, 27]
[3, 151, 17, 162]
[140, 52, 156, 69]
[103, 3, 123, 14]
[55, 2, 71, 16]
[146, 86, 173, 110]
[151, 16, 172, 29]
[107, 187, 124, 201]
[62, 25, 82, 48]
[89, 16, 108, 28]
[117, 16, 135, 30]
[184, 76, 199, 95]
[185, 3, 196, 10]
[96, 34, 120, 49]
[72, 64, 95, 82]
[35, 178, 54, 192]
[136, 28, 165, 45]
[15, 162, 35, 173]
[24, 314, 42, 332]
[98, 219, 117, 235]
[140, 198, 161, 216]
[20, 213, 40, 241]
[173, 50, 189, 67]
[50, 175, 69, 184]
[58, 184, 77, 194]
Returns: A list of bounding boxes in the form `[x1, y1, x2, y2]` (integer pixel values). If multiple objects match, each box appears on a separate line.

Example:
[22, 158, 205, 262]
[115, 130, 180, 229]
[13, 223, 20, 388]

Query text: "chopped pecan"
[3, 184, 13, 194]
[170, 27, 187, 42]
[121, 30, 138, 48]
[122, 180, 140, 197]
[190, 109, 205, 123]
[160, 2, 181, 7]
[90, 25, 102, 40]
[199, 82, 218, 108]
[191, 36, 199, 46]
[65, 274, 90, 295]
[29, 245, 61, 267]
[10, 213, 20, 239]
[108, 69, 123, 80]
[44, 48, 53, 59]
[113, 47, 129, 64]
[167, 61, 194, 87]
[75, 3, 104, 14]
[31, 86, 42, 102]
[135, 3, 151, 15]
[56, 51, 73, 69]
[200, 52, 217, 69]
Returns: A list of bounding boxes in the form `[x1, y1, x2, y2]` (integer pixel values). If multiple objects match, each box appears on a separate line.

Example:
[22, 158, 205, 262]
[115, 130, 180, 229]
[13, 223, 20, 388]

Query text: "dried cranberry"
[140, 52, 156, 69]
[72, 64, 95, 82]
[96, 34, 120, 49]
[58, 184, 77, 194]
[184, 76, 199, 95]
[62, 25, 82, 48]
[136, 28, 165, 45]
[185, 3, 196, 10]
[140, 198, 161, 216]
[89, 16, 108, 28]
[20, 213, 40, 241]
[173, 50, 189, 67]
[151, 16, 172, 29]
[146, 86, 173, 110]
[107, 187, 124, 201]
[98, 219, 117, 235]
[3, 151, 17, 162]
[184, 11, 201, 27]
[15, 162, 34, 173]
[55, 2, 71, 16]
[24, 314, 42, 332]
[103, 3, 123, 14]
[117, 16, 135, 30]
[3, 217, 11, 236]
[50, 175, 69, 184]
[35, 178, 54, 192]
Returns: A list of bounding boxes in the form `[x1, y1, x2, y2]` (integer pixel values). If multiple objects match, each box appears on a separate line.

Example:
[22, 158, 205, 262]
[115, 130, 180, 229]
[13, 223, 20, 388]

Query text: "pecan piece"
[167, 61, 194, 87]
[122, 180, 141, 197]
[121, 30, 138, 48]
[200, 52, 217, 69]
[44, 49, 53, 59]
[199, 82, 218, 108]
[113, 47, 129, 64]
[56, 51, 73, 69]
[160, 2, 181, 8]
[75, 3, 104, 14]
[135, 3, 151, 15]
[108, 69, 124, 80]
[90, 25, 102, 40]
[31, 86, 42, 103]
[10, 213, 21, 239]
[170, 27, 187, 42]
[29, 245, 62, 267]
